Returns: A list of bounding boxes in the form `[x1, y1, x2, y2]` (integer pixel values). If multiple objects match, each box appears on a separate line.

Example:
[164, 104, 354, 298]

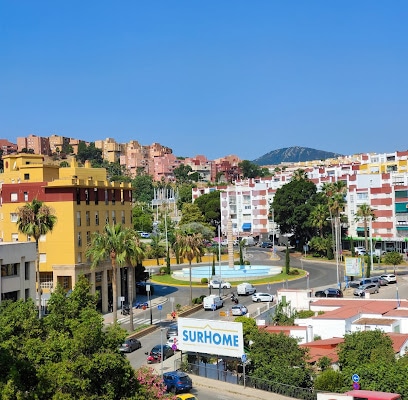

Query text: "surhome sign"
[178, 317, 244, 358]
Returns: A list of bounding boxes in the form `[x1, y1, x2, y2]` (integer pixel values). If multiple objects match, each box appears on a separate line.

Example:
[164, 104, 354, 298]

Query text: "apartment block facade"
[0, 153, 133, 312]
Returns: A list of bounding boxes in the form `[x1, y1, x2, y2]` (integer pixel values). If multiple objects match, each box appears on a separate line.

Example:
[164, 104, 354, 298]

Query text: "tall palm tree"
[122, 229, 145, 331]
[17, 199, 57, 318]
[292, 169, 307, 181]
[355, 204, 376, 278]
[176, 231, 203, 306]
[86, 223, 138, 323]
[309, 204, 330, 238]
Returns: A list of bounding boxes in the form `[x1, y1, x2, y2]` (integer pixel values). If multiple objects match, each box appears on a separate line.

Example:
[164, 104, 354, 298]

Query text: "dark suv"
[163, 370, 192, 394]
[260, 241, 273, 248]
[314, 288, 343, 298]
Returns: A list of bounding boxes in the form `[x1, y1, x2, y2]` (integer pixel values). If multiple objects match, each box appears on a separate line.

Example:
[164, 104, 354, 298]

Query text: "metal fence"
[175, 359, 318, 400]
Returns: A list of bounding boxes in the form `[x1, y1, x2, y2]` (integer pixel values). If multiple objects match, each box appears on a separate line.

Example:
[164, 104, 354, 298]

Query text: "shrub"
[159, 267, 167, 275]
[201, 277, 208, 285]
[297, 310, 314, 319]
[192, 297, 204, 304]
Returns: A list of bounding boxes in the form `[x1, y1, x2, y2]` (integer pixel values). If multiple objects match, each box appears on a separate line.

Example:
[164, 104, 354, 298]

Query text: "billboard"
[177, 317, 244, 358]
[344, 257, 362, 276]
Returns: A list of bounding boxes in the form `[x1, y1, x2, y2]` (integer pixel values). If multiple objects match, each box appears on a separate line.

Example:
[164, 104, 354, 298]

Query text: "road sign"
[241, 354, 247, 363]
[211, 304, 216, 311]
[157, 304, 162, 310]
[352, 374, 360, 383]
[353, 382, 360, 390]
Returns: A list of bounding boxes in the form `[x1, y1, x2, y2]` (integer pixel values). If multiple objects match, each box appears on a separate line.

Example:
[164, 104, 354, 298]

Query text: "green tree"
[132, 204, 154, 232]
[249, 331, 313, 388]
[355, 203, 376, 277]
[86, 224, 138, 323]
[383, 251, 404, 274]
[175, 231, 204, 306]
[238, 160, 263, 179]
[193, 190, 221, 228]
[272, 178, 320, 249]
[132, 175, 155, 203]
[314, 369, 346, 392]
[148, 233, 166, 265]
[17, 199, 57, 318]
[177, 183, 194, 209]
[178, 203, 206, 226]
[309, 204, 330, 238]
[173, 164, 193, 184]
[76, 142, 103, 165]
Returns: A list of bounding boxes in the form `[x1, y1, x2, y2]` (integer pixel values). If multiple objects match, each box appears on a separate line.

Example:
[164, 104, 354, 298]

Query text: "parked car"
[260, 241, 273, 248]
[163, 370, 193, 394]
[231, 304, 248, 316]
[349, 278, 377, 289]
[252, 292, 274, 302]
[166, 324, 178, 339]
[237, 282, 256, 295]
[176, 394, 198, 400]
[381, 274, 397, 283]
[354, 246, 366, 255]
[146, 344, 174, 361]
[370, 276, 388, 286]
[314, 288, 343, 298]
[208, 279, 232, 289]
[119, 338, 141, 353]
[354, 283, 380, 297]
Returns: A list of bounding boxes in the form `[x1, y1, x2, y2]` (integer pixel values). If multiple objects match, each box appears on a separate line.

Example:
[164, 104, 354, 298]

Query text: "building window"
[24, 192, 28, 201]
[1, 263, 18, 277]
[86, 211, 90, 226]
[121, 189, 124, 205]
[105, 211, 109, 224]
[11, 233, 18, 242]
[86, 231, 91, 245]
[95, 271, 102, 283]
[112, 190, 115, 205]
[24, 173, 30, 180]
[95, 211, 99, 226]
[85, 189, 89, 205]
[121, 210, 125, 224]
[77, 252, 82, 263]
[39, 253, 46, 263]
[94, 188, 99, 205]
[11, 193, 18, 202]
[76, 188, 81, 205]
[25, 262, 30, 280]
[78, 232, 82, 247]
[77, 211, 81, 227]
[112, 210, 116, 225]
[10, 213, 18, 222]
[62, 276, 69, 289]
[105, 189, 109, 205]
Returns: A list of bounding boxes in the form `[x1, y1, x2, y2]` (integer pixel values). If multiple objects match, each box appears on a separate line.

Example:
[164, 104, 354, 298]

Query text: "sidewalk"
[102, 296, 169, 325]
[151, 352, 295, 400]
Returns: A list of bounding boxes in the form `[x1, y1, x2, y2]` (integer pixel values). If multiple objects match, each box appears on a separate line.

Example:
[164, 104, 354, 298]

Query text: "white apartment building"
[0, 241, 36, 303]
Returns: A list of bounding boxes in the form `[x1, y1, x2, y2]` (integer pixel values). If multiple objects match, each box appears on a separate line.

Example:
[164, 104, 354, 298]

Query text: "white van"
[203, 295, 224, 310]
[237, 282, 256, 296]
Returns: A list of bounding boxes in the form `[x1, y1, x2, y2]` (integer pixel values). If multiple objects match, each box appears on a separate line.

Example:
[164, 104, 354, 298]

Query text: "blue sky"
[1, 1, 407, 161]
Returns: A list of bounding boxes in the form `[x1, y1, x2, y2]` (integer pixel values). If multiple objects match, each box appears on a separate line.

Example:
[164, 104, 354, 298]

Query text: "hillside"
[252, 146, 343, 166]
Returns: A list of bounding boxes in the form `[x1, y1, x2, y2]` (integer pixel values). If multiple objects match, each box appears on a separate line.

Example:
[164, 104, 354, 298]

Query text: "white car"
[252, 292, 274, 302]
[231, 304, 248, 316]
[380, 274, 397, 284]
[208, 280, 231, 289]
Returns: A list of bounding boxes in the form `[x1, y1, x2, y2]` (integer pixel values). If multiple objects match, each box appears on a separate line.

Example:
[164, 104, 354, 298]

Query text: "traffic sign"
[172, 343, 177, 351]
[352, 374, 360, 383]
[157, 304, 162, 310]
[211, 304, 216, 311]
[241, 354, 247, 363]
[353, 382, 360, 390]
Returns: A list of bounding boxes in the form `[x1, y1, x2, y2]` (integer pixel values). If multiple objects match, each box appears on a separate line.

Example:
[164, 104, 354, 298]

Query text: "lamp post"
[218, 222, 221, 297]
[272, 208, 275, 256]
[146, 283, 153, 325]
[369, 216, 374, 272]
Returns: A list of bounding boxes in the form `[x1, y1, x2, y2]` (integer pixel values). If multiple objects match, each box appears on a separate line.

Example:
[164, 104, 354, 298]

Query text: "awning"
[242, 223, 251, 231]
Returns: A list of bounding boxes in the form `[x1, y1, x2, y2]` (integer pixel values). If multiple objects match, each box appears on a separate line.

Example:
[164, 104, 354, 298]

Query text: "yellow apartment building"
[0, 153, 133, 312]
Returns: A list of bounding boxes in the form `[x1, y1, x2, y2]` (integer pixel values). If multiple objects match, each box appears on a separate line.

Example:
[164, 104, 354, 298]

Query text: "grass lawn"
[151, 268, 307, 287]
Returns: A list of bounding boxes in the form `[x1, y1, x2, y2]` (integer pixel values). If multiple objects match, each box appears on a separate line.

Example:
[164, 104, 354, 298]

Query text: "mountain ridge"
[252, 146, 343, 166]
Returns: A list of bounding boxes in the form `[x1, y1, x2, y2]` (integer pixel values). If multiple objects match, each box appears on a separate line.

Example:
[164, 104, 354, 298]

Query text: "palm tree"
[175, 231, 203, 306]
[292, 169, 307, 181]
[355, 204, 376, 276]
[123, 230, 145, 331]
[309, 204, 330, 238]
[17, 199, 57, 318]
[86, 224, 139, 323]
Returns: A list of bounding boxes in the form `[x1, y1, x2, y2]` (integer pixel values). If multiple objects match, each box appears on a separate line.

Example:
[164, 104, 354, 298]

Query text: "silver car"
[353, 283, 379, 297]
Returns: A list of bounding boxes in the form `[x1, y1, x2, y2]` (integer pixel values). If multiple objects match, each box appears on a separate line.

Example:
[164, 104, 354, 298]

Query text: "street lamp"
[369, 216, 374, 272]
[272, 208, 275, 256]
[334, 217, 340, 290]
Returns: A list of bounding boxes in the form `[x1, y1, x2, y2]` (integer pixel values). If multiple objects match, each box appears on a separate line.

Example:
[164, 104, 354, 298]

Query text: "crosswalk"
[118, 316, 161, 325]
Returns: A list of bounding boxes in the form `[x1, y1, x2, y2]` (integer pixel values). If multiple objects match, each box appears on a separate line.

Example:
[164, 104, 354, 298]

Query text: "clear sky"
[1, 1, 407, 161]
